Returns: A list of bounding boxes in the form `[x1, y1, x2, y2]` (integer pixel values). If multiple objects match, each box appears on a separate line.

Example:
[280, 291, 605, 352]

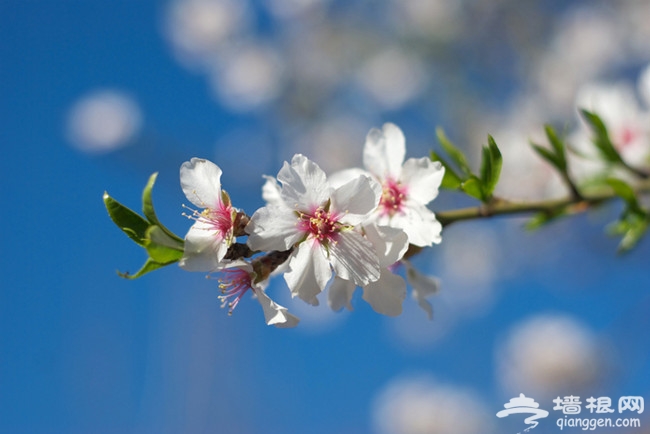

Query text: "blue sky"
[2, 1, 650, 433]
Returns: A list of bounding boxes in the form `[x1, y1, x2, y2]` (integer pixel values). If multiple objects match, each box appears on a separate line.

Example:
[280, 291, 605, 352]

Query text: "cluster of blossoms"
[179, 123, 445, 327]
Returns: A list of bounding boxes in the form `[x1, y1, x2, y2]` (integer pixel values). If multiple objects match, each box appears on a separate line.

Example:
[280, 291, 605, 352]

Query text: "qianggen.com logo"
[497, 394, 644, 432]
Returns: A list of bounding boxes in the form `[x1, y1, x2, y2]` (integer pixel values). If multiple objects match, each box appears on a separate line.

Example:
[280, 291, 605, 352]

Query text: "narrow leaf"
[531, 144, 562, 170]
[436, 128, 472, 176]
[103, 192, 150, 246]
[544, 125, 567, 169]
[117, 258, 170, 280]
[484, 135, 503, 195]
[580, 110, 623, 163]
[142, 173, 184, 244]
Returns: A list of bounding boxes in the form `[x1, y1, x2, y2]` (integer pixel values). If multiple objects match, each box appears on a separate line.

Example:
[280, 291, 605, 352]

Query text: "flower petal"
[328, 276, 356, 311]
[329, 230, 380, 286]
[400, 157, 445, 205]
[328, 167, 371, 189]
[391, 202, 442, 247]
[362, 270, 406, 316]
[246, 205, 303, 251]
[179, 220, 230, 271]
[405, 260, 440, 320]
[278, 154, 331, 210]
[331, 175, 381, 225]
[255, 289, 300, 328]
[363, 123, 406, 180]
[284, 240, 332, 305]
[363, 223, 408, 267]
[180, 158, 223, 208]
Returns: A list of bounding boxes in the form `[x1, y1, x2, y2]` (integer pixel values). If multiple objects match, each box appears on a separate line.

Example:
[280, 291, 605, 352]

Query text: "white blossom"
[179, 158, 236, 271]
[246, 154, 382, 305]
[332, 123, 445, 247]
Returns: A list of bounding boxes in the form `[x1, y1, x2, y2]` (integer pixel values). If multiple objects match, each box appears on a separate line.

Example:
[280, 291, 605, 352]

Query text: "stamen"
[214, 268, 254, 315]
[380, 178, 408, 217]
[297, 206, 341, 244]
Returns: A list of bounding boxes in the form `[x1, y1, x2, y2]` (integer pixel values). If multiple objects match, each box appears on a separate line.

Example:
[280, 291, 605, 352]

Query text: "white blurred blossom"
[534, 6, 625, 113]
[286, 116, 368, 174]
[497, 314, 602, 397]
[210, 44, 285, 111]
[372, 375, 494, 434]
[66, 90, 142, 154]
[387, 0, 461, 38]
[357, 48, 427, 110]
[164, 0, 251, 68]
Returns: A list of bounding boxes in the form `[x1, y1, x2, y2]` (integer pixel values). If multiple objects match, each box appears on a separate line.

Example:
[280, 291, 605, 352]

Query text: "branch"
[437, 192, 614, 227]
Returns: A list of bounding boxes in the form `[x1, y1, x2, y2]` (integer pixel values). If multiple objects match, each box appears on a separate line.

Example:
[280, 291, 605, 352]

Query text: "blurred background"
[2, 0, 650, 433]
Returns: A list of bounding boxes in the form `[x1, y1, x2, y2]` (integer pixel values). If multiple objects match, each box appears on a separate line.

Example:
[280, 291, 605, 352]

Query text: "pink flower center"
[183, 199, 234, 239]
[297, 206, 340, 245]
[217, 268, 255, 315]
[204, 200, 234, 234]
[379, 178, 408, 217]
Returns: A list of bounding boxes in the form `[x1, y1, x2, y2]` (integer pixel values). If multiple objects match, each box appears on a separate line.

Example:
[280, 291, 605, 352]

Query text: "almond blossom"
[216, 260, 299, 328]
[179, 158, 237, 271]
[331, 123, 445, 247]
[246, 154, 382, 305]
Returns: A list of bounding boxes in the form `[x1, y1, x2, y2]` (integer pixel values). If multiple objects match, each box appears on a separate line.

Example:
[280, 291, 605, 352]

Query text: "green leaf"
[580, 110, 623, 164]
[482, 135, 502, 196]
[145, 225, 184, 263]
[142, 173, 184, 244]
[606, 178, 643, 215]
[609, 215, 649, 253]
[430, 151, 463, 189]
[531, 144, 562, 169]
[525, 208, 568, 231]
[117, 258, 169, 280]
[461, 176, 484, 201]
[436, 128, 472, 176]
[544, 125, 567, 169]
[103, 192, 150, 246]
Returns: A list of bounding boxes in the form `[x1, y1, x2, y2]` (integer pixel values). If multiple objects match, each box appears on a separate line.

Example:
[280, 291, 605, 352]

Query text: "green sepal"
[142, 173, 184, 244]
[580, 110, 624, 164]
[430, 150, 463, 189]
[461, 176, 484, 201]
[103, 192, 150, 246]
[436, 127, 472, 177]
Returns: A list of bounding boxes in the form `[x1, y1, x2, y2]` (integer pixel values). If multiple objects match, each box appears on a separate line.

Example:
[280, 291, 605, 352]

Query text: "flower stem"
[436, 192, 614, 227]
